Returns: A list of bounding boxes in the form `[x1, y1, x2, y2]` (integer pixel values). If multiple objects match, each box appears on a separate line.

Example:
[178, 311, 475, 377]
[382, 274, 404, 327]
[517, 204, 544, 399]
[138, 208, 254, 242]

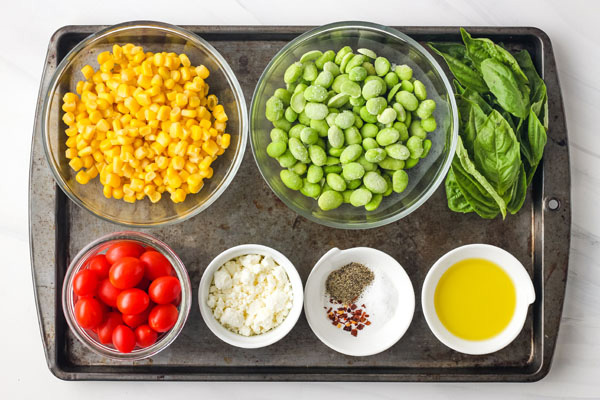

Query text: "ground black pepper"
[325, 262, 374, 304]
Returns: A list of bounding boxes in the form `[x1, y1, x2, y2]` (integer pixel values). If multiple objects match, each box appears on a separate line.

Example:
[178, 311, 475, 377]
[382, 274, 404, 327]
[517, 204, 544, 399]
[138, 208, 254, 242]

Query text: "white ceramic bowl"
[421, 244, 535, 355]
[198, 244, 303, 348]
[304, 247, 415, 357]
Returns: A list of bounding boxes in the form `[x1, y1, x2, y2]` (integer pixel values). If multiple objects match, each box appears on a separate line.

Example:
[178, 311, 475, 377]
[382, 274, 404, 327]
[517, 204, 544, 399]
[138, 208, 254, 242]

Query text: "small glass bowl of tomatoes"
[62, 231, 191, 360]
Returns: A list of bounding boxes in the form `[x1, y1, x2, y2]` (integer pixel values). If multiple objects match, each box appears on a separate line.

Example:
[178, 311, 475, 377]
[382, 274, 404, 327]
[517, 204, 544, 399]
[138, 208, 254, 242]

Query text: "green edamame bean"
[347, 179, 362, 190]
[395, 91, 419, 111]
[318, 190, 343, 211]
[309, 145, 327, 166]
[300, 127, 318, 145]
[359, 106, 378, 123]
[406, 136, 424, 158]
[273, 118, 292, 132]
[357, 48, 377, 59]
[393, 121, 409, 141]
[326, 156, 340, 165]
[289, 124, 305, 139]
[392, 170, 409, 193]
[362, 79, 384, 100]
[365, 193, 383, 211]
[384, 72, 399, 89]
[374, 57, 391, 76]
[304, 85, 328, 102]
[383, 174, 393, 196]
[326, 173, 347, 192]
[306, 165, 324, 183]
[405, 157, 419, 169]
[310, 119, 329, 137]
[335, 110, 355, 129]
[339, 144, 363, 164]
[421, 116, 437, 132]
[294, 83, 308, 94]
[342, 190, 353, 203]
[274, 88, 292, 106]
[400, 80, 414, 92]
[378, 157, 405, 170]
[363, 171, 388, 194]
[421, 139, 432, 158]
[376, 127, 400, 146]
[291, 162, 307, 176]
[392, 102, 406, 122]
[342, 162, 365, 181]
[416, 99, 436, 120]
[385, 143, 410, 160]
[315, 50, 335, 69]
[323, 165, 342, 174]
[413, 79, 427, 100]
[409, 120, 427, 139]
[361, 123, 379, 138]
[349, 95, 365, 107]
[365, 148, 387, 163]
[322, 182, 332, 192]
[362, 137, 378, 150]
[289, 137, 310, 163]
[328, 147, 344, 157]
[304, 102, 329, 120]
[340, 80, 361, 97]
[404, 110, 412, 127]
[323, 61, 340, 77]
[362, 61, 376, 76]
[300, 50, 322, 63]
[327, 126, 345, 149]
[265, 96, 284, 122]
[300, 179, 322, 198]
[270, 128, 288, 142]
[303, 63, 318, 81]
[339, 52, 354, 74]
[357, 155, 377, 172]
[354, 116, 364, 129]
[344, 127, 362, 145]
[348, 66, 367, 82]
[314, 70, 334, 88]
[280, 169, 303, 190]
[377, 107, 397, 124]
[394, 64, 413, 81]
[345, 55, 366, 73]
[387, 83, 402, 103]
[366, 97, 387, 115]
[277, 149, 296, 168]
[352, 105, 362, 115]
[284, 62, 304, 84]
[286, 82, 297, 93]
[327, 93, 349, 108]
[350, 187, 373, 207]
[290, 92, 306, 113]
[332, 74, 350, 93]
[285, 107, 298, 122]
[267, 141, 287, 158]
[326, 112, 338, 127]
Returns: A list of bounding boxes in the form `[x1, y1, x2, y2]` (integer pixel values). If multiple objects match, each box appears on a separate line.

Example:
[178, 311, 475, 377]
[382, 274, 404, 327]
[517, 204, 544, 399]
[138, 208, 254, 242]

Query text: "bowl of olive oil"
[421, 244, 535, 355]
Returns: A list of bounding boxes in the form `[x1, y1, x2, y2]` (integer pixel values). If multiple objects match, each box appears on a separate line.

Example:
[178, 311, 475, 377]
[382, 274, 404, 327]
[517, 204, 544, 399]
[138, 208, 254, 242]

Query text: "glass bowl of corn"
[42, 21, 247, 226]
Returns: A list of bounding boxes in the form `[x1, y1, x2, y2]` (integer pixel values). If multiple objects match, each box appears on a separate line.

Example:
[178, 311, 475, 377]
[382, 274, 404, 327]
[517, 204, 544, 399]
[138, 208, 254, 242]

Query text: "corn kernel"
[81, 65, 94, 80]
[76, 170, 90, 184]
[195, 65, 210, 79]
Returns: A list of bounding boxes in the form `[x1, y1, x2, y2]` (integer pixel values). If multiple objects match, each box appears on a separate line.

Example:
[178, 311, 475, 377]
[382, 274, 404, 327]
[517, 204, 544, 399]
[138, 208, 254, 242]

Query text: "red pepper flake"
[351, 329, 358, 337]
[326, 298, 371, 337]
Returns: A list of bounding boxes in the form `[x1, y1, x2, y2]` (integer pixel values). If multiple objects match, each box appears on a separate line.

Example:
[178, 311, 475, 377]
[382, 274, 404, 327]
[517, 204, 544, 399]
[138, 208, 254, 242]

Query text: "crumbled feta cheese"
[208, 254, 293, 336]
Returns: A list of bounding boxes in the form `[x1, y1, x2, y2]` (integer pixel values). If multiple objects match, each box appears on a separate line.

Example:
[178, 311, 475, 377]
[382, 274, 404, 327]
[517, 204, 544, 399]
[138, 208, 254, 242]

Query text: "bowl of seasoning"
[421, 244, 535, 355]
[304, 247, 415, 356]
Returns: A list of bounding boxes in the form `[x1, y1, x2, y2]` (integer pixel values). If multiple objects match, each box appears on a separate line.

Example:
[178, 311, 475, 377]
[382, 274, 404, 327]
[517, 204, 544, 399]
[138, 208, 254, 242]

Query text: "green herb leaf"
[515, 50, 548, 128]
[460, 28, 499, 70]
[474, 110, 522, 196]
[525, 109, 547, 184]
[506, 163, 527, 214]
[450, 156, 501, 219]
[445, 168, 474, 214]
[481, 58, 530, 119]
[428, 42, 489, 93]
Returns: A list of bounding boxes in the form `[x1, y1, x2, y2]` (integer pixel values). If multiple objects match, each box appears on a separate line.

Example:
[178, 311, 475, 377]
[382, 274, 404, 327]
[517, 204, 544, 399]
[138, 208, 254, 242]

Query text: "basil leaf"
[481, 58, 530, 119]
[515, 50, 548, 129]
[428, 43, 489, 93]
[461, 88, 493, 114]
[445, 168, 474, 214]
[474, 110, 522, 196]
[506, 163, 527, 214]
[455, 136, 507, 218]
[525, 109, 547, 184]
[454, 79, 466, 94]
[451, 156, 501, 219]
[428, 42, 468, 59]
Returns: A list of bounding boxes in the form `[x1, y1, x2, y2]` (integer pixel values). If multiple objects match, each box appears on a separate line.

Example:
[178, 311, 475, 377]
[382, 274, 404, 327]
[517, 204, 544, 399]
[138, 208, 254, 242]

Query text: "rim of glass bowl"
[61, 231, 192, 361]
[42, 21, 248, 227]
[250, 21, 458, 229]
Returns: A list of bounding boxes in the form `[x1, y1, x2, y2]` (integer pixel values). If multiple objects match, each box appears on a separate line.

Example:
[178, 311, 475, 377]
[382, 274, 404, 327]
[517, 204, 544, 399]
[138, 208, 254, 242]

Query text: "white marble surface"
[1, 0, 599, 398]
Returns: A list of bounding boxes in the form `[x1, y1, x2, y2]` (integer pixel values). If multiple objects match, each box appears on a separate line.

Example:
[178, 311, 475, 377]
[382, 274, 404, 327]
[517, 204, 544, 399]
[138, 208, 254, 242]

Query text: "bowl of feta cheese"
[198, 244, 303, 348]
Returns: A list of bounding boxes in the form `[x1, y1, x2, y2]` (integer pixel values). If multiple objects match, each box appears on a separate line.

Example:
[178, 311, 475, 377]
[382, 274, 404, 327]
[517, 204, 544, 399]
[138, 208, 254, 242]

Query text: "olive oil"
[434, 258, 516, 341]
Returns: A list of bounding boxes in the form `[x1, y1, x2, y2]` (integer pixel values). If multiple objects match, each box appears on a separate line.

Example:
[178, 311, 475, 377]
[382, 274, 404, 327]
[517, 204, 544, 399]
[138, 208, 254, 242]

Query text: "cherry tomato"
[148, 304, 179, 332]
[96, 312, 122, 344]
[116, 288, 149, 315]
[136, 277, 151, 291]
[87, 254, 111, 279]
[122, 307, 151, 329]
[73, 269, 99, 297]
[140, 251, 173, 280]
[105, 241, 144, 264]
[97, 278, 122, 308]
[112, 325, 136, 353]
[172, 292, 182, 307]
[109, 257, 144, 289]
[135, 324, 158, 348]
[74, 297, 105, 329]
[148, 276, 181, 305]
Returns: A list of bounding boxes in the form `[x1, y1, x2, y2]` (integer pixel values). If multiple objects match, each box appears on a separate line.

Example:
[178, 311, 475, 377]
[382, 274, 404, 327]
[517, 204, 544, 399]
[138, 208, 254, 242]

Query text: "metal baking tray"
[29, 25, 570, 382]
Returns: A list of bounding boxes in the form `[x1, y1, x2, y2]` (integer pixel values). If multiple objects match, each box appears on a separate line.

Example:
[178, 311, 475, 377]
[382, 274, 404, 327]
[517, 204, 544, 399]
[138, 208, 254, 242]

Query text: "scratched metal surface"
[29, 25, 570, 381]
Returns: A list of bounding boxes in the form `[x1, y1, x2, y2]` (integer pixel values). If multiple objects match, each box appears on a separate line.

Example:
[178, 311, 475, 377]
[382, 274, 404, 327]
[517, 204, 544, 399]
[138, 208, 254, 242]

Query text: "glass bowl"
[250, 21, 458, 229]
[61, 231, 192, 361]
[42, 21, 247, 227]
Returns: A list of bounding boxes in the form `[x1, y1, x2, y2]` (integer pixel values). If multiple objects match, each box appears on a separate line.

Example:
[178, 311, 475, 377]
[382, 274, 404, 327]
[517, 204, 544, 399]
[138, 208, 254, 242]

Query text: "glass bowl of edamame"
[250, 21, 458, 229]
